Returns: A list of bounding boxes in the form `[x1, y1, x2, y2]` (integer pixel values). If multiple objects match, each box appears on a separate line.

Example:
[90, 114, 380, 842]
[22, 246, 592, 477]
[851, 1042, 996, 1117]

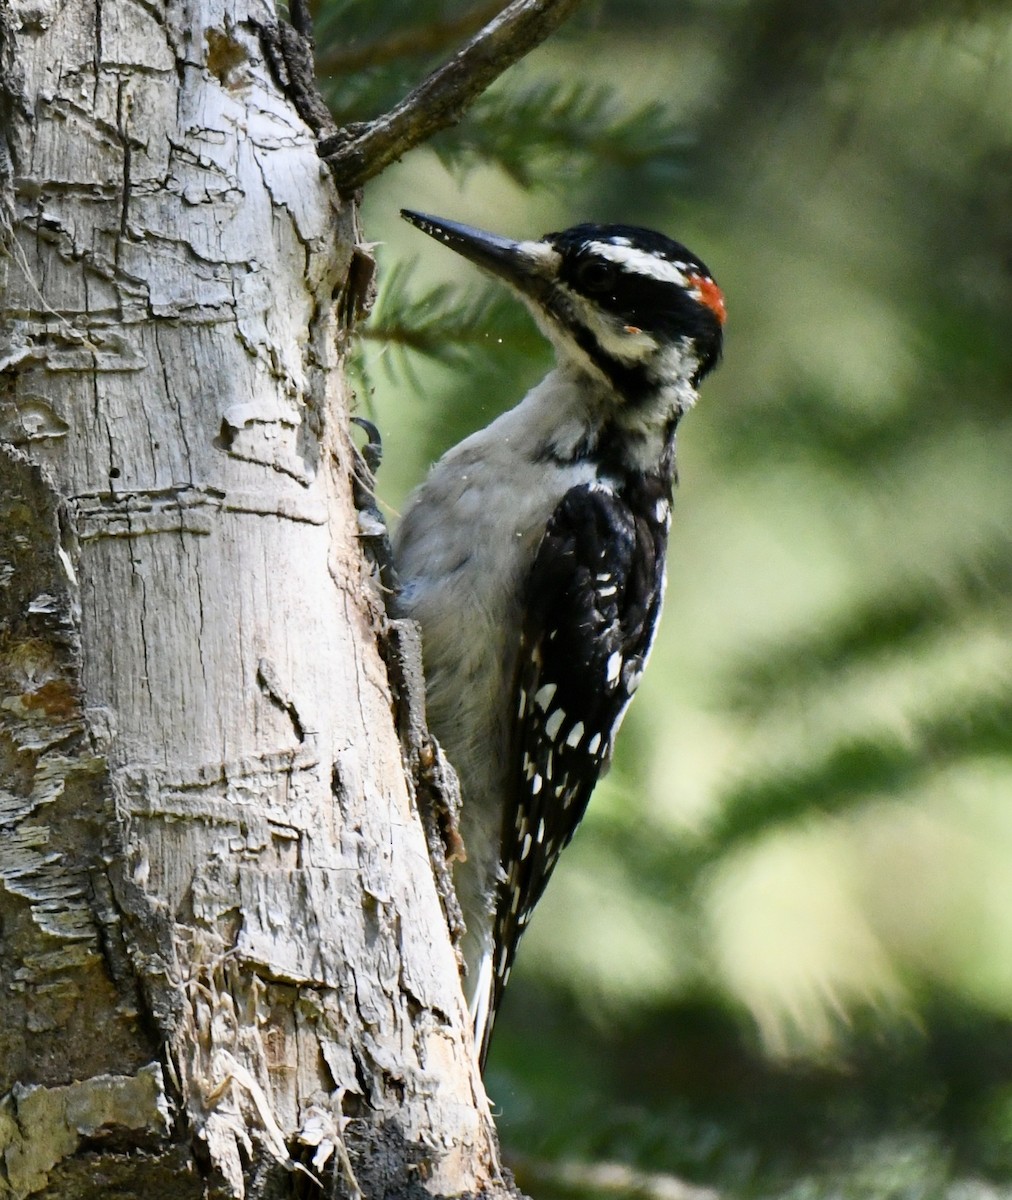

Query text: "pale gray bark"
[0, 0, 503, 1196]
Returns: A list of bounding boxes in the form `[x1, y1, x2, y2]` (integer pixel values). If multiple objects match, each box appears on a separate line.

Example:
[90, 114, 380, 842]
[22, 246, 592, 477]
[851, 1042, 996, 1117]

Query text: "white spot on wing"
[534, 683, 557, 711]
[606, 651, 622, 685]
[566, 721, 584, 748]
[545, 708, 565, 741]
[588, 733, 602, 754]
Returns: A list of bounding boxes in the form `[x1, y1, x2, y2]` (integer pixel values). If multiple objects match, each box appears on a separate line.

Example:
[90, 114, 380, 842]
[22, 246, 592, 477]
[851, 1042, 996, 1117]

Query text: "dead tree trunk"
[0, 0, 502, 1195]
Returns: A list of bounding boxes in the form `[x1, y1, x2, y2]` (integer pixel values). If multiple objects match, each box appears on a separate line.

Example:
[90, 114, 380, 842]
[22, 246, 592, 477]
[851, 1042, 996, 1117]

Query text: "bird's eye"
[575, 260, 617, 293]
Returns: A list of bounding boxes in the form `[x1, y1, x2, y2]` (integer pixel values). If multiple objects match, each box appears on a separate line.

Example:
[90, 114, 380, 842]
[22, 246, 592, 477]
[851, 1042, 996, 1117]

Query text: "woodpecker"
[393, 209, 725, 1068]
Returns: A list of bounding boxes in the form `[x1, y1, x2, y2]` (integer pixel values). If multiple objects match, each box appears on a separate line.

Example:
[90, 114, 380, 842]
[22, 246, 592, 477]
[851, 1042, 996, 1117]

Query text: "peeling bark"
[0, 1, 505, 1196]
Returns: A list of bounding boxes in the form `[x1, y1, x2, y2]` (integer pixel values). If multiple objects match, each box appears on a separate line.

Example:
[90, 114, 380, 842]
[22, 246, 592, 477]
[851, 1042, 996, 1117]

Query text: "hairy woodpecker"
[393, 209, 725, 1068]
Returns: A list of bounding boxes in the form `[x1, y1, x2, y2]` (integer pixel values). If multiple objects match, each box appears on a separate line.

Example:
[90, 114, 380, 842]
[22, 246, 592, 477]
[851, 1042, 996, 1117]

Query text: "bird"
[392, 208, 725, 1069]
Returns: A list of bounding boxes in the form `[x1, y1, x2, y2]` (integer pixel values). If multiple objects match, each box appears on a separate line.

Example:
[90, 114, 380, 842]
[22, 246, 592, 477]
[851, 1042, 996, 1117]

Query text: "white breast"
[392, 369, 601, 996]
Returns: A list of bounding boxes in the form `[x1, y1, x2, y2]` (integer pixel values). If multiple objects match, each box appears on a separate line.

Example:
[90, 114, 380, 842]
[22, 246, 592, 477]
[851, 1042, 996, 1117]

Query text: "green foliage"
[317, 4, 689, 189]
[348, 257, 550, 463]
[317, 0, 1012, 1194]
[493, 994, 1012, 1199]
[321, 60, 420, 126]
[356, 260, 541, 378]
[432, 78, 691, 189]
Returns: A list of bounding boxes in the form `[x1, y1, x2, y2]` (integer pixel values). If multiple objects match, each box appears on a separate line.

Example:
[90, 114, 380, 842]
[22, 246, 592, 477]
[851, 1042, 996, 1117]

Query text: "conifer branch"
[323, 0, 585, 194]
[356, 262, 539, 376]
[435, 78, 689, 187]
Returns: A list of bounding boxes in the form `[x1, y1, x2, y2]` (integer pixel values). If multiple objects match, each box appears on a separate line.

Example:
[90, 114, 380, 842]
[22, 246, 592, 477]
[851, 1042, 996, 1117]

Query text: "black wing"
[481, 476, 669, 1061]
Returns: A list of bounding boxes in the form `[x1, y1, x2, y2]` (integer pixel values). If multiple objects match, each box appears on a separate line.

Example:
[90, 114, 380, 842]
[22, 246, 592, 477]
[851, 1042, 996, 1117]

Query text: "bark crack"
[255, 658, 306, 745]
[116, 76, 133, 240]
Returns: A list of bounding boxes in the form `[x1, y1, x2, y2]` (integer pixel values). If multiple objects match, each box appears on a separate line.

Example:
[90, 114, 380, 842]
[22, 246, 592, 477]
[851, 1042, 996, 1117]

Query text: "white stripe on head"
[585, 241, 691, 287]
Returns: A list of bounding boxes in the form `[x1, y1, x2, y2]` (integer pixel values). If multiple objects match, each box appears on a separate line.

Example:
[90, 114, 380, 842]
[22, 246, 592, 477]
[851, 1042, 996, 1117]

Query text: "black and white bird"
[393, 209, 725, 1068]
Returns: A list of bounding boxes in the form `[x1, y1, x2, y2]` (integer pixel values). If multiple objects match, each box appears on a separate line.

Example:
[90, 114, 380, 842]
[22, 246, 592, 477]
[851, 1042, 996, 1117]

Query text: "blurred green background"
[319, 1, 1012, 1194]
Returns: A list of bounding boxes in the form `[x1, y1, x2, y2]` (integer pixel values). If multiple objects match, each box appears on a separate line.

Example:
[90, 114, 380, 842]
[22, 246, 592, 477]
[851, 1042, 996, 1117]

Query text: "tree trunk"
[0, 1, 502, 1196]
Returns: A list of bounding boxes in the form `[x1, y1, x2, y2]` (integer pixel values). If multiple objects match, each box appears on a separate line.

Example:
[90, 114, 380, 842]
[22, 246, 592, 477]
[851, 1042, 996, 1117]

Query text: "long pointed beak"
[401, 210, 552, 293]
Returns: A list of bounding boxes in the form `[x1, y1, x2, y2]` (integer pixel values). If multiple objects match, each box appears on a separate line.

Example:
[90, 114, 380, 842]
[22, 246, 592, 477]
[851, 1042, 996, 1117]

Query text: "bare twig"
[316, 0, 505, 75]
[323, 0, 585, 195]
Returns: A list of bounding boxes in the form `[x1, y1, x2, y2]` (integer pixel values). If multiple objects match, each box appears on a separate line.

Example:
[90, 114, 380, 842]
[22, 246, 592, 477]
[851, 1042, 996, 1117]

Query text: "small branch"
[316, 0, 505, 75]
[323, 0, 585, 195]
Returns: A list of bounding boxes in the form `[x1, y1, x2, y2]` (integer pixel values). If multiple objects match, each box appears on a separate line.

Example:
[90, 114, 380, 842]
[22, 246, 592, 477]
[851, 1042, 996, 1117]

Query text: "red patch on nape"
[688, 273, 727, 326]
